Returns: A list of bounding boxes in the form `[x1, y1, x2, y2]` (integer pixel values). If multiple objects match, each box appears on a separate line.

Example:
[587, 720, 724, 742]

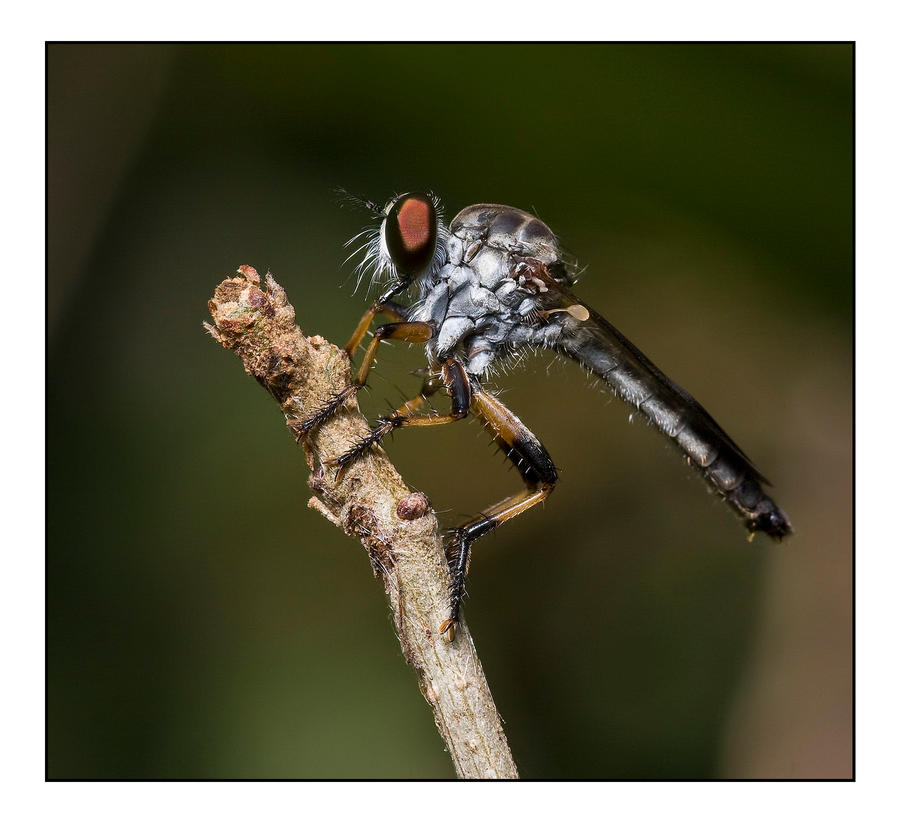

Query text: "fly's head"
[341, 190, 447, 297]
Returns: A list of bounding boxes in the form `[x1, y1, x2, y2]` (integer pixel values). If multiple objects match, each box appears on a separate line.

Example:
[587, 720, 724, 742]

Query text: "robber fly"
[290, 192, 792, 640]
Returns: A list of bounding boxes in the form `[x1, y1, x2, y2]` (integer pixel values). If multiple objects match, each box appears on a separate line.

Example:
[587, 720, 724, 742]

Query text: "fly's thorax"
[409, 261, 566, 376]
[409, 203, 573, 375]
[447, 203, 563, 282]
[449, 204, 560, 257]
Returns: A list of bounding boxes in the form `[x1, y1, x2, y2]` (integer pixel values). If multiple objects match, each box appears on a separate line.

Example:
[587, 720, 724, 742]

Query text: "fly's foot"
[286, 385, 358, 442]
[439, 617, 457, 642]
[286, 417, 317, 442]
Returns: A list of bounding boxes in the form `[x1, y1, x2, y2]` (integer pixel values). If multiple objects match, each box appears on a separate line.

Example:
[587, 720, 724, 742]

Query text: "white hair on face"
[343, 191, 448, 298]
[342, 224, 386, 296]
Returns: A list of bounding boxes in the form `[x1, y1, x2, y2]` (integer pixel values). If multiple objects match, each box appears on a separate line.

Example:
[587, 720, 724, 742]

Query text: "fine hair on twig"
[206, 265, 518, 779]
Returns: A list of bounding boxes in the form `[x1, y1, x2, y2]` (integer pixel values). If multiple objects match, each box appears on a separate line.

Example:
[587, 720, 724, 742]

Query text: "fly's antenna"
[334, 187, 386, 218]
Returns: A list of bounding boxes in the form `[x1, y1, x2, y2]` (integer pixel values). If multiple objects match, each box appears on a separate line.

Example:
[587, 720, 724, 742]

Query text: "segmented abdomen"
[558, 310, 791, 539]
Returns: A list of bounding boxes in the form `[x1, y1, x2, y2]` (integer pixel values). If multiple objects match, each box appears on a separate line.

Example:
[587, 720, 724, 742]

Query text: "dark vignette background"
[47, 43, 852, 778]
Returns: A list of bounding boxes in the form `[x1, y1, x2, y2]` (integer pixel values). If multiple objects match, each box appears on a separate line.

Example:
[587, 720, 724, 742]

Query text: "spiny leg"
[327, 358, 471, 477]
[440, 389, 558, 641]
[287, 319, 434, 441]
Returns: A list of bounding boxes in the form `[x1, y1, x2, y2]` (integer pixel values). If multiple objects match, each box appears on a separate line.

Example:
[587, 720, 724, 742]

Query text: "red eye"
[384, 193, 437, 276]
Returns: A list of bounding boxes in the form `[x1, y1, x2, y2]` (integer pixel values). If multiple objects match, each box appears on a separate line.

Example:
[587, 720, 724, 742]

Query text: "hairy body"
[291, 193, 791, 637]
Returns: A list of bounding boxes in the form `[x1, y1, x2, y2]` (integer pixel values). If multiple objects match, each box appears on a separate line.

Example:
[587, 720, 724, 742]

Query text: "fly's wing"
[531, 271, 791, 539]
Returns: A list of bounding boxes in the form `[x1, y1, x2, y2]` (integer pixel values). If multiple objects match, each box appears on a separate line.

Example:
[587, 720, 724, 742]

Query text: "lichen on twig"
[205, 265, 517, 779]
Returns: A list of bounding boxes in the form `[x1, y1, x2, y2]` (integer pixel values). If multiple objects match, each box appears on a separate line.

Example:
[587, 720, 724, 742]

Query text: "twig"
[205, 265, 518, 779]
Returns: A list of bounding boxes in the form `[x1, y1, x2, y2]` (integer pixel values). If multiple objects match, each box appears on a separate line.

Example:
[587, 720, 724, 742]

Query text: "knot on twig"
[397, 492, 430, 520]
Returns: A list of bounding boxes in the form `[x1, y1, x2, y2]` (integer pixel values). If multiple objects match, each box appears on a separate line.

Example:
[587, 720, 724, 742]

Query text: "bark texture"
[205, 265, 518, 779]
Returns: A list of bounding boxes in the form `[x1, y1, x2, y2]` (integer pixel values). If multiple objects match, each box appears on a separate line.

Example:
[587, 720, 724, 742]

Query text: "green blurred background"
[47, 43, 852, 779]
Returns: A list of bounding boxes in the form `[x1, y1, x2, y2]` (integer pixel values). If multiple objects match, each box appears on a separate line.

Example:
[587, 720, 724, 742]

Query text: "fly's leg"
[440, 389, 558, 641]
[327, 358, 470, 477]
[343, 298, 408, 356]
[287, 319, 433, 441]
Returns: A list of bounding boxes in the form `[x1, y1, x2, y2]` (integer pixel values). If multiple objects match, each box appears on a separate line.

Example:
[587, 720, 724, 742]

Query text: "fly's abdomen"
[559, 313, 792, 540]
[670, 418, 791, 539]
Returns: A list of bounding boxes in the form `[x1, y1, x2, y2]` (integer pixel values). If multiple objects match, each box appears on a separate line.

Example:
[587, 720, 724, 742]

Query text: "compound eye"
[384, 193, 437, 276]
